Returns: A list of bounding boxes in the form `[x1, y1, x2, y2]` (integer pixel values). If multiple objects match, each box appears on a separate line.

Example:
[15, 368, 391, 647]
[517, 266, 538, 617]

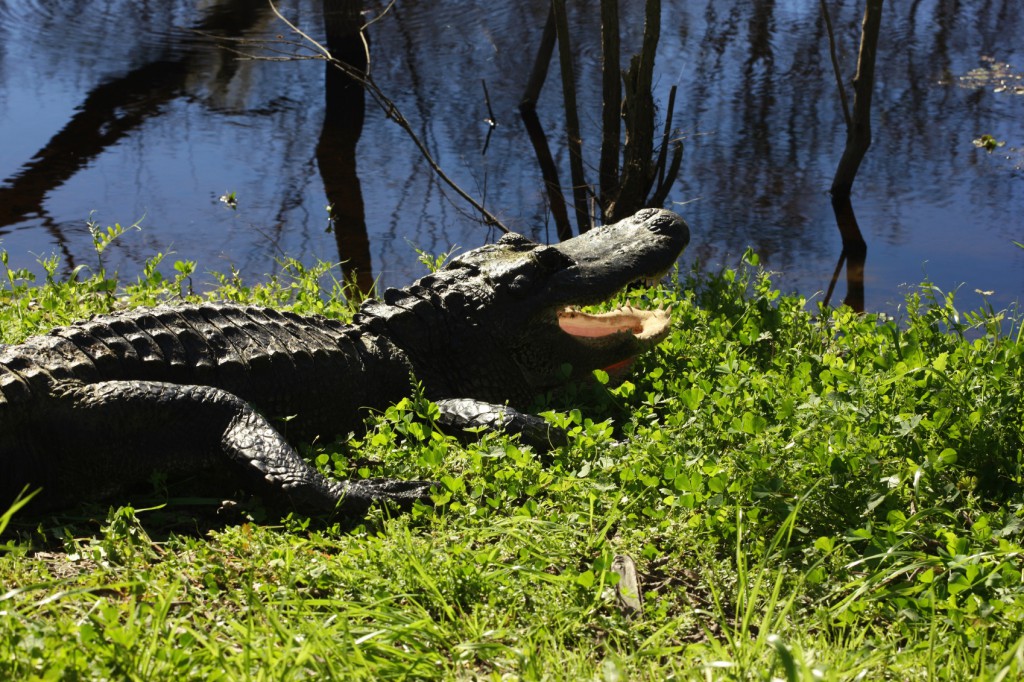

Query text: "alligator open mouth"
[455, 207, 688, 393]
[556, 305, 673, 382]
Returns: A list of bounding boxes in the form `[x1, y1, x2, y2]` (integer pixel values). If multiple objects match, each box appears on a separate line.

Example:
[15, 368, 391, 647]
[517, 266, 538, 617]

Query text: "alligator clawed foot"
[339, 478, 439, 514]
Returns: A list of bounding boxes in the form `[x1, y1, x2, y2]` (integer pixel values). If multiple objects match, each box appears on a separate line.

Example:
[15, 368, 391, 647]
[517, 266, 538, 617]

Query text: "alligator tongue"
[601, 357, 637, 383]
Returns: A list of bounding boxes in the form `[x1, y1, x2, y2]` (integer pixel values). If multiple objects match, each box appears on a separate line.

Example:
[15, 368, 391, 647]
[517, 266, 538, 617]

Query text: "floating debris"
[955, 56, 1024, 95]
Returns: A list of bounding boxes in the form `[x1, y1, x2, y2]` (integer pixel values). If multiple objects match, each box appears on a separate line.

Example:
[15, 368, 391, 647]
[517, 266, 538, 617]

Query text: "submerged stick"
[829, 0, 884, 199]
[552, 0, 592, 234]
[518, 5, 572, 239]
[599, 0, 621, 206]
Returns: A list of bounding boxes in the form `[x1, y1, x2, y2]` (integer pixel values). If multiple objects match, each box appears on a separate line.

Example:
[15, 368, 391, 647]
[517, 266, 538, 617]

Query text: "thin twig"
[358, 0, 397, 75]
[481, 79, 497, 156]
[653, 85, 678, 194]
[649, 139, 682, 208]
[481, 79, 497, 127]
[268, 2, 331, 59]
[356, 64, 509, 231]
[362, 0, 396, 31]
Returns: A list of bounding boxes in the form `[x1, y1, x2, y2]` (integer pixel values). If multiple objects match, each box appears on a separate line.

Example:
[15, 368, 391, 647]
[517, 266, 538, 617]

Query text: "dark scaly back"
[0, 303, 415, 441]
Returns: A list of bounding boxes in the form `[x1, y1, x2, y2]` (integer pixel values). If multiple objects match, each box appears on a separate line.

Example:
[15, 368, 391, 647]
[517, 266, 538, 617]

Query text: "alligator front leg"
[433, 398, 568, 449]
[22, 381, 435, 516]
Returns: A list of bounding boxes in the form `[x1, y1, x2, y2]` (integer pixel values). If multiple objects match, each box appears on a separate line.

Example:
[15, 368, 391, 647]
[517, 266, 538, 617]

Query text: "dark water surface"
[1, 1, 1021, 313]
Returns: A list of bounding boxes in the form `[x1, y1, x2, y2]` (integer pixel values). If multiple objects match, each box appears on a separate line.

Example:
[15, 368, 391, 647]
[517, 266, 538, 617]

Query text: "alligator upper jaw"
[538, 209, 690, 308]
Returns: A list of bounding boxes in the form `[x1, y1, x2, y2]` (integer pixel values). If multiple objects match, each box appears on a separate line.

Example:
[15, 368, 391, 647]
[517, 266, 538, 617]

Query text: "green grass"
[2, 236, 1024, 680]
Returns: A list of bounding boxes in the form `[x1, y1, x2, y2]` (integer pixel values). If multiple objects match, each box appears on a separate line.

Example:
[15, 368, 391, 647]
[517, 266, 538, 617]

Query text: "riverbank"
[2, 245, 1023, 679]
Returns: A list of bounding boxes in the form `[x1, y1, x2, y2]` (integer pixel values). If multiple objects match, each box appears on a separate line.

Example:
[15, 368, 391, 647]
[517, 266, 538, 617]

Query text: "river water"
[0, 0, 1021, 313]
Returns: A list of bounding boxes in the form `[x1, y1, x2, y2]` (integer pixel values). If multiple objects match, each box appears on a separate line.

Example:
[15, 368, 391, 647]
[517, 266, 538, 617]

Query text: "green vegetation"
[2, 239, 1024, 680]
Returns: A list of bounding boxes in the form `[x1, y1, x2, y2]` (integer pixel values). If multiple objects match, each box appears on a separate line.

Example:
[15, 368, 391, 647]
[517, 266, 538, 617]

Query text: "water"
[0, 0, 1021, 313]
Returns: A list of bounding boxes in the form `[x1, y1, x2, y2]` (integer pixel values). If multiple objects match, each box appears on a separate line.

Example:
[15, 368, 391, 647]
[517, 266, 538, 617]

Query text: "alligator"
[0, 209, 689, 518]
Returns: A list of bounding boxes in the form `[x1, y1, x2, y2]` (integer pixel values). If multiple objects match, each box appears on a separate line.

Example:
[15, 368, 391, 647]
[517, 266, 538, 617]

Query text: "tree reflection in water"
[0, 1, 1020, 312]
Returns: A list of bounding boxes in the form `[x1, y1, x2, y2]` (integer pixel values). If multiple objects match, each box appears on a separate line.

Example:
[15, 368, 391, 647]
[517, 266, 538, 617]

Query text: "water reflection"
[317, 0, 373, 294]
[0, 0, 265, 233]
[824, 197, 867, 313]
[0, 1, 1020, 312]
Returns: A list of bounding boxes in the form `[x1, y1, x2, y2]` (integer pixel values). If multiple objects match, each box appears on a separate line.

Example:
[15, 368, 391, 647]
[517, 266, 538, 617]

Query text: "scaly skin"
[0, 209, 689, 517]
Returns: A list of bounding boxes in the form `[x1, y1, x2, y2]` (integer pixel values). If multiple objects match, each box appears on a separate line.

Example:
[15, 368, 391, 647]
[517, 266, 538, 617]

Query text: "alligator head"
[360, 208, 690, 408]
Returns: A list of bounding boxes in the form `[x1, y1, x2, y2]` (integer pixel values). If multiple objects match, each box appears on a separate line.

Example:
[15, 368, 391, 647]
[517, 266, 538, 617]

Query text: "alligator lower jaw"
[556, 306, 673, 382]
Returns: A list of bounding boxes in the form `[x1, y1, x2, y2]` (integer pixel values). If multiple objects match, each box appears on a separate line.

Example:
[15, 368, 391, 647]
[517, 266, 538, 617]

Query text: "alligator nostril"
[646, 212, 690, 241]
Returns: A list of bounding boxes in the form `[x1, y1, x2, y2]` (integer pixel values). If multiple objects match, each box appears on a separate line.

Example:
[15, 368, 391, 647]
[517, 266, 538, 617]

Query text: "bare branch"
[268, 1, 331, 59]
[518, 5, 572, 239]
[520, 4, 556, 111]
[611, 0, 660, 222]
[831, 0, 884, 198]
[552, 0, 592, 233]
[819, 0, 852, 128]
[242, 1, 510, 232]
[653, 85, 678, 194]
[598, 0, 621, 205]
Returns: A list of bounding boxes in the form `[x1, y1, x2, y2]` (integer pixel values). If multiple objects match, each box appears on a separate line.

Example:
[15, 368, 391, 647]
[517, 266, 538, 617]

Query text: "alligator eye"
[494, 273, 531, 296]
[532, 245, 574, 271]
[498, 233, 535, 248]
